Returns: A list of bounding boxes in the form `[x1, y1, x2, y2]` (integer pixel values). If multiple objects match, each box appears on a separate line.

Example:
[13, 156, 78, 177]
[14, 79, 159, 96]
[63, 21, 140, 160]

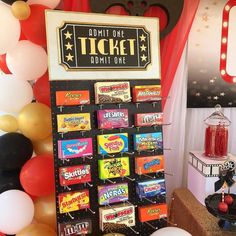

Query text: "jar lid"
[204, 104, 231, 126]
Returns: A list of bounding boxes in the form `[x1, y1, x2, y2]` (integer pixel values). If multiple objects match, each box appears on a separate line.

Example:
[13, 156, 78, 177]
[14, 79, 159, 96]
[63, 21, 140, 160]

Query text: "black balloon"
[0, 0, 26, 5]
[0, 133, 33, 171]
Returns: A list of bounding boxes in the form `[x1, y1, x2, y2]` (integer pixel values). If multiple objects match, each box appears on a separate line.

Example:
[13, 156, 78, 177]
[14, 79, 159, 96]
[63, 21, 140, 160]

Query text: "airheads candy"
[135, 155, 164, 174]
[99, 204, 135, 231]
[98, 157, 130, 180]
[59, 165, 91, 186]
[97, 133, 128, 155]
[133, 132, 163, 151]
[56, 90, 90, 106]
[57, 113, 91, 132]
[58, 190, 90, 214]
[135, 112, 163, 127]
[58, 219, 92, 235]
[138, 204, 167, 222]
[58, 138, 93, 159]
[98, 183, 128, 205]
[97, 109, 129, 129]
[136, 179, 166, 198]
[133, 85, 161, 102]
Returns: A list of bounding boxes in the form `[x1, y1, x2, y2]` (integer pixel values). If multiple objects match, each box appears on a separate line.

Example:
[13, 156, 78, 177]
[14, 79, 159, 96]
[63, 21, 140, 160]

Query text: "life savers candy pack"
[58, 138, 93, 159]
[133, 132, 163, 151]
[59, 165, 91, 186]
[97, 109, 129, 129]
[132, 85, 161, 102]
[97, 133, 128, 154]
[56, 90, 90, 106]
[99, 204, 135, 231]
[58, 219, 92, 235]
[58, 190, 90, 214]
[98, 183, 129, 205]
[136, 179, 166, 198]
[135, 155, 164, 174]
[98, 157, 130, 179]
[57, 113, 91, 132]
[135, 112, 163, 127]
[138, 204, 167, 222]
[94, 82, 131, 104]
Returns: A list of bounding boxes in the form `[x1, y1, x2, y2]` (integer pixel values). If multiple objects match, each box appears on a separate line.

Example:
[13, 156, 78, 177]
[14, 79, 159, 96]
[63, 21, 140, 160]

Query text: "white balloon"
[27, 0, 61, 9]
[6, 40, 48, 81]
[0, 190, 34, 235]
[150, 227, 192, 236]
[0, 3, 20, 55]
[0, 75, 33, 113]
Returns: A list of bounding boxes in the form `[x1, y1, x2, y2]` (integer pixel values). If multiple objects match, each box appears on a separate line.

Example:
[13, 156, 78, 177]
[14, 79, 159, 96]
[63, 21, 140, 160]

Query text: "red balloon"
[0, 54, 11, 74]
[33, 72, 51, 107]
[20, 155, 55, 197]
[106, 6, 129, 15]
[20, 4, 49, 46]
[0, 232, 6, 236]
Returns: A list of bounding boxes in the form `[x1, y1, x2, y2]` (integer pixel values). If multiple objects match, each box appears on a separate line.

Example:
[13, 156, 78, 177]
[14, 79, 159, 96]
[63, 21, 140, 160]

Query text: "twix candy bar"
[133, 85, 161, 102]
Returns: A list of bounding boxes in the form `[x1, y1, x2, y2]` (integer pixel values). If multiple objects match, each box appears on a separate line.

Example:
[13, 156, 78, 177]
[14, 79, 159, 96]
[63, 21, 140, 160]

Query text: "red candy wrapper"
[133, 85, 161, 102]
[135, 112, 163, 127]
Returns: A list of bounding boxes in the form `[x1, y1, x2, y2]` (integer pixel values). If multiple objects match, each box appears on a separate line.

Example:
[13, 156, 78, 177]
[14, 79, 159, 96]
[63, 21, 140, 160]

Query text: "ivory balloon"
[11, 1, 31, 20]
[0, 115, 18, 132]
[27, 0, 60, 9]
[18, 103, 52, 141]
[150, 227, 192, 236]
[33, 135, 53, 155]
[6, 40, 48, 81]
[0, 3, 20, 55]
[0, 190, 34, 235]
[0, 76, 33, 113]
[34, 194, 56, 229]
[16, 223, 56, 236]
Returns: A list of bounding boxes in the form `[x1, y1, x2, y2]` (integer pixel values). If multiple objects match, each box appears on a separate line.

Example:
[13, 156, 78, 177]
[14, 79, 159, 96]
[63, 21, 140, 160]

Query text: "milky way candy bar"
[97, 109, 129, 129]
[138, 204, 167, 222]
[136, 179, 166, 198]
[98, 183, 128, 205]
[59, 165, 91, 186]
[135, 112, 163, 127]
[58, 190, 90, 214]
[58, 219, 92, 235]
[95, 82, 131, 104]
[133, 85, 161, 102]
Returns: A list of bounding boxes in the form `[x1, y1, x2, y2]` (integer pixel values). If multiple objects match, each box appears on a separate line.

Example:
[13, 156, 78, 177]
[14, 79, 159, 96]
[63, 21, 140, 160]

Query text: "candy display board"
[46, 11, 167, 236]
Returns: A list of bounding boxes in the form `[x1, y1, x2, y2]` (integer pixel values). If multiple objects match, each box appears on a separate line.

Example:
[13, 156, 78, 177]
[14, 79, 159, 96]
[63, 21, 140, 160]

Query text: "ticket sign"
[46, 11, 160, 80]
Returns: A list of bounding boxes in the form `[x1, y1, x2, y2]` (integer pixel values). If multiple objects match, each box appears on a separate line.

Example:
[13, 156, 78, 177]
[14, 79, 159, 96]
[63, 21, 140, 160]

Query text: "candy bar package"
[94, 82, 131, 104]
[98, 183, 129, 205]
[58, 190, 90, 214]
[97, 109, 129, 129]
[59, 165, 91, 186]
[99, 204, 135, 231]
[57, 113, 91, 132]
[98, 157, 130, 180]
[56, 90, 90, 106]
[135, 112, 163, 127]
[133, 85, 161, 102]
[97, 133, 128, 155]
[58, 219, 92, 235]
[58, 138, 93, 159]
[138, 204, 167, 222]
[135, 155, 164, 174]
[133, 132, 163, 151]
[136, 179, 166, 198]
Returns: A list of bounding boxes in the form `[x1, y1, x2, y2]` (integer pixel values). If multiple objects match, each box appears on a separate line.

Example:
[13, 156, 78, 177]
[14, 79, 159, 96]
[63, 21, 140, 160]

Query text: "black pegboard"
[50, 79, 167, 236]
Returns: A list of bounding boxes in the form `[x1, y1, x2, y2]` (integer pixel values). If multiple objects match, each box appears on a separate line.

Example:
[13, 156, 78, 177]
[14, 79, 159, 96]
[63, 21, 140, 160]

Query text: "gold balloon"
[0, 114, 18, 132]
[18, 103, 52, 141]
[34, 194, 56, 229]
[11, 1, 31, 20]
[16, 223, 56, 236]
[33, 135, 53, 155]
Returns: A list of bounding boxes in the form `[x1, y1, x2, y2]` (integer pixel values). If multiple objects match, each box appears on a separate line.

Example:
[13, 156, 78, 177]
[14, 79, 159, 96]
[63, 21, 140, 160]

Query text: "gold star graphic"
[66, 53, 74, 61]
[65, 42, 73, 50]
[141, 54, 147, 62]
[64, 31, 72, 39]
[140, 44, 147, 52]
[140, 34, 146, 41]
[202, 13, 208, 22]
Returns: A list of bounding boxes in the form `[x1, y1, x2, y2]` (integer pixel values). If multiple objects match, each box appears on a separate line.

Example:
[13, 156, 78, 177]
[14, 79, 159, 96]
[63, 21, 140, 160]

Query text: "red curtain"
[62, 0, 199, 108]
